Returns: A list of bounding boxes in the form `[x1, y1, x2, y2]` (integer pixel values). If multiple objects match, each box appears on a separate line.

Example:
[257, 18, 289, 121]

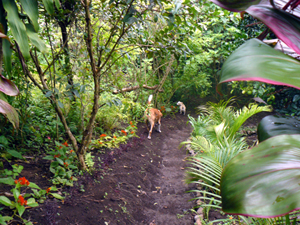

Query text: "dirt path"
[139, 114, 195, 224]
[5, 113, 196, 225]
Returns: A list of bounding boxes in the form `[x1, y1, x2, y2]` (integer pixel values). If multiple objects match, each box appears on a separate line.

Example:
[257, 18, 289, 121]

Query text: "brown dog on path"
[144, 95, 163, 139]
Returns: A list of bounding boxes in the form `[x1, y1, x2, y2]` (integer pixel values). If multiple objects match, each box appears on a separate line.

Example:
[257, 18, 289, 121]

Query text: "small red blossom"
[129, 121, 133, 125]
[160, 106, 166, 112]
[15, 177, 30, 186]
[54, 154, 61, 158]
[18, 195, 27, 206]
[131, 125, 135, 127]
[98, 141, 103, 144]
[131, 131, 134, 134]
[171, 106, 173, 108]
[64, 162, 69, 167]
[70, 176, 73, 180]
[113, 135, 117, 139]
[121, 130, 127, 136]
[100, 134, 107, 138]
[46, 187, 51, 193]
[47, 136, 51, 140]
[70, 150, 74, 153]
[62, 141, 69, 147]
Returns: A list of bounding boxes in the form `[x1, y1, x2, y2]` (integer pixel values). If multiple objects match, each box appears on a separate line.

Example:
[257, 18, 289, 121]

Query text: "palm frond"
[229, 103, 272, 139]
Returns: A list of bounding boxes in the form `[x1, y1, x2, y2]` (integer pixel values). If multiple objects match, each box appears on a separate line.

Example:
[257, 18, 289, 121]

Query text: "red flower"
[46, 187, 51, 193]
[129, 121, 133, 125]
[131, 125, 135, 127]
[54, 154, 61, 158]
[113, 135, 117, 139]
[70, 176, 73, 180]
[62, 141, 69, 147]
[47, 136, 51, 140]
[131, 131, 134, 134]
[15, 177, 30, 186]
[98, 141, 103, 145]
[100, 134, 107, 138]
[160, 106, 166, 112]
[171, 106, 173, 108]
[18, 195, 27, 206]
[121, 130, 127, 136]
[70, 150, 74, 153]
[64, 162, 69, 167]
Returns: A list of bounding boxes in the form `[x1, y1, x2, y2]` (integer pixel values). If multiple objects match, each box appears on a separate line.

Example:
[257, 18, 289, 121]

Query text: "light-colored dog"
[177, 101, 186, 115]
[145, 95, 163, 139]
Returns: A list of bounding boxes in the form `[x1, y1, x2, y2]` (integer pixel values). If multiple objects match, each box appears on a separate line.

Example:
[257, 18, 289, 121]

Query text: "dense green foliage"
[0, 0, 258, 162]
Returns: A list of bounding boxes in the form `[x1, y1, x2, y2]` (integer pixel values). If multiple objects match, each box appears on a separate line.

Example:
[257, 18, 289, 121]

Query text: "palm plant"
[183, 99, 272, 222]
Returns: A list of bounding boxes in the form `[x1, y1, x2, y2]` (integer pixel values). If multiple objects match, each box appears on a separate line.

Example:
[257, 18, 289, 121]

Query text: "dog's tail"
[148, 94, 153, 105]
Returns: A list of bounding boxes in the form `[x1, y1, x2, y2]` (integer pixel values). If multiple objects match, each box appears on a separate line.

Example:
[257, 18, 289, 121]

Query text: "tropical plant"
[209, 0, 300, 220]
[183, 100, 271, 223]
[194, 98, 272, 142]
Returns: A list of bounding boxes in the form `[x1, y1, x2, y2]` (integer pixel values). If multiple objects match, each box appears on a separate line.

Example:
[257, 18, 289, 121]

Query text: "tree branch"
[112, 84, 163, 94]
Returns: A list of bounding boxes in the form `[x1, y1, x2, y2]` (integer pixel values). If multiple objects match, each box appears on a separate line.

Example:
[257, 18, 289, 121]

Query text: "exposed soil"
[0, 108, 274, 225]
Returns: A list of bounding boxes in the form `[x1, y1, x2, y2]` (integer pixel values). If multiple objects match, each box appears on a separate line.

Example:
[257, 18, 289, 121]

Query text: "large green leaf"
[25, 24, 47, 53]
[2, 39, 12, 74]
[19, 0, 39, 31]
[2, 0, 30, 58]
[257, 115, 300, 142]
[0, 196, 12, 206]
[0, 177, 15, 185]
[221, 134, 300, 217]
[210, 0, 261, 12]
[42, 0, 54, 15]
[217, 39, 300, 94]
[6, 149, 23, 159]
[0, 74, 19, 96]
[0, 99, 19, 129]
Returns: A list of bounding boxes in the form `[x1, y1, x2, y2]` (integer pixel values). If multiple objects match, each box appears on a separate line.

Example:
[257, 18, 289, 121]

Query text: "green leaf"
[54, 0, 61, 9]
[57, 100, 64, 109]
[0, 196, 13, 206]
[43, 155, 54, 160]
[0, 177, 15, 185]
[56, 157, 64, 165]
[26, 198, 38, 207]
[0, 135, 9, 146]
[0, 99, 19, 129]
[217, 39, 300, 94]
[2, 39, 12, 75]
[42, 0, 54, 15]
[221, 134, 300, 217]
[19, 0, 39, 31]
[0, 74, 19, 96]
[28, 182, 40, 189]
[0, 215, 13, 223]
[25, 24, 47, 53]
[13, 188, 20, 200]
[50, 193, 65, 200]
[257, 115, 300, 142]
[16, 204, 25, 216]
[7, 149, 23, 159]
[2, 0, 30, 59]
